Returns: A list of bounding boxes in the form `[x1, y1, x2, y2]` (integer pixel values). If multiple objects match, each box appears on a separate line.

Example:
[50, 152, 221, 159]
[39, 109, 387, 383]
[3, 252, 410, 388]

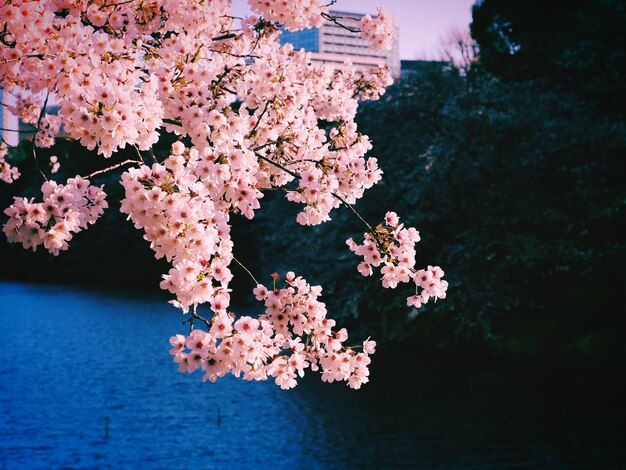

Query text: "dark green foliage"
[242, 62, 626, 357]
[1, 2, 625, 362]
[471, 0, 626, 116]
[0, 138, 171, 290]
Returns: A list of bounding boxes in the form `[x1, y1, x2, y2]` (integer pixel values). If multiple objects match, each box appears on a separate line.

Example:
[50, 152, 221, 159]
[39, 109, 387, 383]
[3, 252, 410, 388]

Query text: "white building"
[0, 89, 19, 146]
[280, 10, 401, 79]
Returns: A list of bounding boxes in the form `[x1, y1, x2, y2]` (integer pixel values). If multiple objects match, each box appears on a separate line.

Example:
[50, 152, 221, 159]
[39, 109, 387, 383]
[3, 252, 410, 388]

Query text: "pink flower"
[359, 6, 397, 52]
[0, 0, 445, 393]
[210, 313, 233, 339]
[363, 339, 377, 355]
[169, 334, 186, 355]
[253, 284, 269, 300]
[357, 262, 373, 277]
[406, 294, 423, 309]
[384, 211, 399, 227]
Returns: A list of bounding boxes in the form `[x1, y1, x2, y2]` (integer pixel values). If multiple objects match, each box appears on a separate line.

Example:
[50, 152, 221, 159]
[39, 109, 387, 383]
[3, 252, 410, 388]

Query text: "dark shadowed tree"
[471, 0, 626, 116]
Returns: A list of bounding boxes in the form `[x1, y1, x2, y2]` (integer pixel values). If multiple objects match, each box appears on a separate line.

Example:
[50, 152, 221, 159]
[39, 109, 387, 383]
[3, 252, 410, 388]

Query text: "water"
[0, 282, 624, 469]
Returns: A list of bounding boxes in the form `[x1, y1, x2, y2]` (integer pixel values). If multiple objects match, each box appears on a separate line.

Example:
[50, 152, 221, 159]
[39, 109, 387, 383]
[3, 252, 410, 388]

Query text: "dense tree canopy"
[471, 0, 626, 116]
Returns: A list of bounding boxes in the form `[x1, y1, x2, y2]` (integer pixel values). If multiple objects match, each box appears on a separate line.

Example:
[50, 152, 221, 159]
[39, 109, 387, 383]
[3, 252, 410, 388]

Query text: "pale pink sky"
[232, 0, 476, 60]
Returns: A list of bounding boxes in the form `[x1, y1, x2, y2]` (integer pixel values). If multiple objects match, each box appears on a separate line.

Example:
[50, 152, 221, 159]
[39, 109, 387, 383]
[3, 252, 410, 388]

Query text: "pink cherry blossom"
[0, 0, 446, 391]
[169, 273, 377, 389]
[348, 213, 447, 312]
[360, 6, 397, 52]
[0, 143, 20, 183]
[3, 176, 107, 255]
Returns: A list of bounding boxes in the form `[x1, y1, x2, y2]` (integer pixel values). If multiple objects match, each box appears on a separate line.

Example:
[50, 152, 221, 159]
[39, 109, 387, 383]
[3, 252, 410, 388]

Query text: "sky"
[232, 0, 476, 60]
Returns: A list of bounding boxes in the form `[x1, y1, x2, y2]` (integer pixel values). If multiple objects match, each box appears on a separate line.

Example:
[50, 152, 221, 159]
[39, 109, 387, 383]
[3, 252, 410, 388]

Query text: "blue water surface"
[0, 282, 328, 469]
[1, 282, 625, 469]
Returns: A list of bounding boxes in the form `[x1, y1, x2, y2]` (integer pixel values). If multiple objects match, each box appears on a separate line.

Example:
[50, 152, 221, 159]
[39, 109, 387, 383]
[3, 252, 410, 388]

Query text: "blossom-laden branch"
[0, 142, 19, 183]
[0, 0, 445, 391]
[347, 212, 448, 313]
[255, 150, 378, 243]
[169, 272, 377, 390]
[3, 177, 108, 255]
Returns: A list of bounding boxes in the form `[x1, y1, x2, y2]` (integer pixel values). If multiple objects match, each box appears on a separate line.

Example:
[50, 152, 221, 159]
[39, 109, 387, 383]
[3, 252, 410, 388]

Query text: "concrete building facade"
[280, 10, 400, 78]
[0, 89, 19, 146]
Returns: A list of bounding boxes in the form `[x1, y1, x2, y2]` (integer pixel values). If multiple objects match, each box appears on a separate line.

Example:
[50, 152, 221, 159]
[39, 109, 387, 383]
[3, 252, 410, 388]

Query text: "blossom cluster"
[0, 142, 20, 183]
[6, 93, 41, 125]
[0, 1, 390, 160]
[120, 144, 243, 313]
[407, 265, 448, 311]
[285, 120, 384, 226]
[169, 272, 376, 389]
[353, 66, 395, 101]
[360, 6, 397, 52]
[347, 212, 448, 312]
[3, 177, 107, 255]
[34, 114, 62, 148]
[0, 0, 447, 390]
[248, 0, 327, 31]
[49, 155, 60, 174]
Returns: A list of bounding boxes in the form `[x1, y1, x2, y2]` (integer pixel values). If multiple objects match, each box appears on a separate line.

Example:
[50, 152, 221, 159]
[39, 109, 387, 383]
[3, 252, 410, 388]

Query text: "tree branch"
[82, 159, 141, 179]
[0, 127, 34, 133]
[182, 304, 212, 331]
[29, 93, 50, 182]
[321, 12, 361, 33]
[254, 152, 378, 238]
[232, 256, 260, 285]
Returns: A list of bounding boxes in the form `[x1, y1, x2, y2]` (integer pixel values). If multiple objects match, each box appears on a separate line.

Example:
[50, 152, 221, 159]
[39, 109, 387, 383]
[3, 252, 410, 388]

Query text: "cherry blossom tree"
[0, 0, 446, 389]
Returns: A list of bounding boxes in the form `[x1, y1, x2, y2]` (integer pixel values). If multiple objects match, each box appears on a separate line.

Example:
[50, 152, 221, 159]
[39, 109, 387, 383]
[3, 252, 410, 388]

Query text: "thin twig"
[331, 192, 376, 234]
[254, 152, 378, 236]
[183, 304, 212, 331]
[0, 127, 34, 133]
[247, 101, 272, 139]
[255, 152, 298, 178]
[321, 12, 361, 33]
[232, 256, 260, 285]
[36, 93, 49, 130]
[82, 159, 140, 179]
[162, 118, 182, 127]
[209, 49, 261, 59]
[30, 92, 50, 181]
[133, 144, 150, 164]
[253, 137, 293, 153]
[99, 0, 137, 9]
[0, 54, 44, 64]
[212, 33, 237, 41]
[31, 146, 48, 181]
